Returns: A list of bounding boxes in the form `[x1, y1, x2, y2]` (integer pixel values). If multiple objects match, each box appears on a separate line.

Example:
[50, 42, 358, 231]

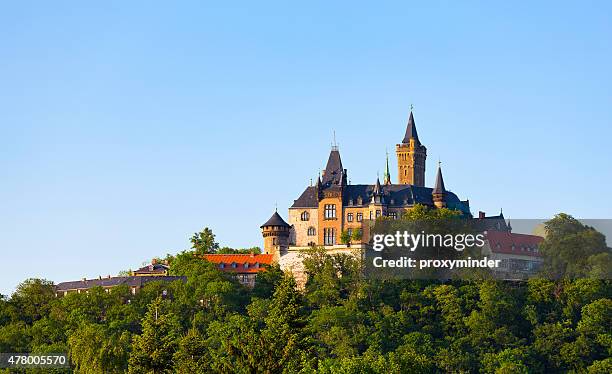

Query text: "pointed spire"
[433, 162, 446, 194]
[402, 109, 420, 144]
[373, 176, 382, 195]
[322, 147, 343, 186]
[383, 150, 391, 185]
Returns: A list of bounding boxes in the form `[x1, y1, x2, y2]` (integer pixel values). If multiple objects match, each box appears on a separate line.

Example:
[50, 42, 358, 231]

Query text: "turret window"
[324, 204, 336, 219]
[300, 211, 310, 221]
[307, 227, 316, 236]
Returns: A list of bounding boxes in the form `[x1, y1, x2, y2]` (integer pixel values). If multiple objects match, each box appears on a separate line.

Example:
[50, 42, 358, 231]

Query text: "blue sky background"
[1, 1, 611, 295]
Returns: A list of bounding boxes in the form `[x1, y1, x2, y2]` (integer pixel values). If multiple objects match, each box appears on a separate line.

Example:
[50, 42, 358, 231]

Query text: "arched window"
[300, 211, 309, 221]
[307, 227, 316, 236]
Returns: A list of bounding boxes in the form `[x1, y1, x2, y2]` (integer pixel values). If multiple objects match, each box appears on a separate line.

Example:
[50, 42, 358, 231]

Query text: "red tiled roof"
[485, 231, 544, 257]
[202, 254, 273, 273]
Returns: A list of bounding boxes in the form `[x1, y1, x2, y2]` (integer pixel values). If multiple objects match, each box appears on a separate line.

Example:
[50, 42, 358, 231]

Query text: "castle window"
[347, 213, 353, 222]
[347, 228, 353, 237]
[370, 211, 373, 220]
[300, 211, 309, 221]
[219, 263, 225, 269]
[324, 204, 336, 219]
[376, 210, 381, 218]
[388, 212, 397, 220]
[307, 227, 316, 236]
[324, 228, 336, 245]
[357, 212, 363, 222]
[272, 237, 277, 245]
[244, 263, 249, 269]
[232, 262, 237, 268]
[308, 241, 316, 247]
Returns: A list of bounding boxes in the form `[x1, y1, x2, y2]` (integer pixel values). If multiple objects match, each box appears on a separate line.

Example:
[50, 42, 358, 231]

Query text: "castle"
[260, 110, 471, 261]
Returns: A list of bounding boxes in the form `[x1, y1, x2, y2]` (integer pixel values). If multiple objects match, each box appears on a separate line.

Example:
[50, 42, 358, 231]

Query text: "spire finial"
[331, 130, 338, 151]
[275, 202, 277, 212]
[410, 103, 414, 112]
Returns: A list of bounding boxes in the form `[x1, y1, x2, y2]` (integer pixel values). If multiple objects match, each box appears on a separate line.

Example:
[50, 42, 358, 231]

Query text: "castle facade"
[260, 110, 471, 258]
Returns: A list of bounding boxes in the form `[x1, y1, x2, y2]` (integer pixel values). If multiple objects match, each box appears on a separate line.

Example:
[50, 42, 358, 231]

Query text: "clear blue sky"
[1, 1, 611, 295]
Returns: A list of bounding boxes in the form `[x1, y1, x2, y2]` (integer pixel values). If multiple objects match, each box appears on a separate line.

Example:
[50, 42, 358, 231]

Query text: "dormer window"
[390, 198, 395, 205]
[357, 196, 363, 205]
[348, 199, 353, 206]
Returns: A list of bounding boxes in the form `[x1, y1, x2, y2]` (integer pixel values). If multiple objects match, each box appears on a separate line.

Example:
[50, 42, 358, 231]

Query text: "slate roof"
[56, 276, 185, 291]
[402, 111, 420, 144]
[260, 211, 290, 228]
[433, 166, 446, 194]
[321, 149, 344, 187]
[476, 213, 511, 232]
[290, 184, 471, 215]
[133, 263, 169, 275]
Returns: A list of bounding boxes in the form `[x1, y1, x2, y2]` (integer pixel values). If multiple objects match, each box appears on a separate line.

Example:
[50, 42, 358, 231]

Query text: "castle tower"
[260, 210, 291, 262]
[396, 110, 427, 186]
[432, 163, 446, 208]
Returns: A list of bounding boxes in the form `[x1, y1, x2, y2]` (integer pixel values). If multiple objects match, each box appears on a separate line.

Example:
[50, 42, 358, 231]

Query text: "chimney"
[152, 258, 157, 265]
[479, 211, 485, 219]
[107, 275, 111, 279]
[98, 275, 102, 280]
[81, 277, 86, 281]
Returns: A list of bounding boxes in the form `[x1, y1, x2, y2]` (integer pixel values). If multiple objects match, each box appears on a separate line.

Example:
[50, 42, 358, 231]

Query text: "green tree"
[190, 227, 219, 254]
[68, 322, 131, 373]
[128, 297, 182, 374]
[539, 214, 610, 278]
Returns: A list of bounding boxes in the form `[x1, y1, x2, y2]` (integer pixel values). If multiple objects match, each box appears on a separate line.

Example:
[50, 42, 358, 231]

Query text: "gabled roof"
[133, 263, 169, 275]
[402, 111, 419, 144]
[202, 254, 273, 273]
[485, 231, 544, 257]
[292, 186, 318, 208]
[260, 211, 290, 228]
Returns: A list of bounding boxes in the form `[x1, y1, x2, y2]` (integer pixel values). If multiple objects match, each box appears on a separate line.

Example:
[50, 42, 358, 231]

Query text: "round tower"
[260, 210, 291, 262]
[432, 163, 447, 209]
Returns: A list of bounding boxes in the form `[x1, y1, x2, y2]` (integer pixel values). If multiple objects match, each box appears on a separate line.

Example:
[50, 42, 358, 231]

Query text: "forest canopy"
[0, 212, 610, 373]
